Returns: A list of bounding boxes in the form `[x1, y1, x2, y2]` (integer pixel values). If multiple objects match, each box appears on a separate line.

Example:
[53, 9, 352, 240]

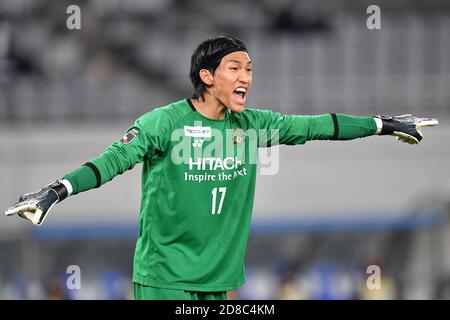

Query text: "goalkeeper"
[5, 36, 438, 300]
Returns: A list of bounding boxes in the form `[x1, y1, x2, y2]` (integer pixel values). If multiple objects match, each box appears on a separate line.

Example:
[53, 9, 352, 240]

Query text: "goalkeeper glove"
[4, 180, 69, 226]
[375, 114, 439, 144]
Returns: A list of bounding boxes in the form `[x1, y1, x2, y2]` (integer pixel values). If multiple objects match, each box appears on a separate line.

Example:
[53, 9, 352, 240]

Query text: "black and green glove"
[375, 114, 439, 144]
[4, 180, 70, 226]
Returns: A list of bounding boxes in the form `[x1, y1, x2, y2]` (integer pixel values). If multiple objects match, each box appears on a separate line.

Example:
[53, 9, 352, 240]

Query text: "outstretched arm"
[5, 109, 170, 225]
[247, 109, 438, 146]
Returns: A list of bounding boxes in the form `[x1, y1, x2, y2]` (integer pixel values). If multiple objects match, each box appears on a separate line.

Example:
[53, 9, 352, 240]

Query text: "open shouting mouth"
[233, 87, 247, 104]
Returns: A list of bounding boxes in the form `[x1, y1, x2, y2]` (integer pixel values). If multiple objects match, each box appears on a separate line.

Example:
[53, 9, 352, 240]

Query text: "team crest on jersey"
[121, 128, 140, 144]
[232, 128, 245, 147]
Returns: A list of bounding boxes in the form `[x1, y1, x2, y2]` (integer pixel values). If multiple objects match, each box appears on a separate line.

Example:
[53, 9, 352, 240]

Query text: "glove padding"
[5, 181, 67, 226]
[376, 114, 439, 144]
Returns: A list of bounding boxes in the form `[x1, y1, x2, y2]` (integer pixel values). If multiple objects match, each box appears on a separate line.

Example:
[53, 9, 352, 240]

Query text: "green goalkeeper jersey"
[63, 98, 377, 291]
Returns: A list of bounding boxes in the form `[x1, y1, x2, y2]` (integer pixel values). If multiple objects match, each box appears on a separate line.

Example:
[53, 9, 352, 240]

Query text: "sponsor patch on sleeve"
[120, 128, 140, 144]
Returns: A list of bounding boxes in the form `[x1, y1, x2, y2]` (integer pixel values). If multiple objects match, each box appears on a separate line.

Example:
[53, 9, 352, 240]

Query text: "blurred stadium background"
[1, 0, 450, 299]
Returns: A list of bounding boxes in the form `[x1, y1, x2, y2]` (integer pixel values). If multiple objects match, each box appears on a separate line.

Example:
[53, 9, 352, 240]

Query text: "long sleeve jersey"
[63, 98, 377, 291]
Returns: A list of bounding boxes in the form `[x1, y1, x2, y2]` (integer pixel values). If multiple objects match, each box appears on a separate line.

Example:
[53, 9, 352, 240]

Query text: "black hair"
[189, 36, 248, 101]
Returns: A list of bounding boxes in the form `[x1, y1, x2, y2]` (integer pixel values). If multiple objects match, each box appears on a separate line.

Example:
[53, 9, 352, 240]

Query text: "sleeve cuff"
[373, 117, 383, 135]
[59, 179, 73, 197]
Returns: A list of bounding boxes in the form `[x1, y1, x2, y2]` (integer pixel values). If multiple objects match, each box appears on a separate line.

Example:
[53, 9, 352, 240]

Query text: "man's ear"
[199, 69, 214, 86]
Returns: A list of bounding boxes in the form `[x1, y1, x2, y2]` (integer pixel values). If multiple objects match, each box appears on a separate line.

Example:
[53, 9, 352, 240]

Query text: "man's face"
[209, 51, 253, 113]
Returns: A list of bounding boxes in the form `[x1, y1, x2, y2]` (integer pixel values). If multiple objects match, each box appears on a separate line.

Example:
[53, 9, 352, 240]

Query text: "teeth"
[235, 88, 247, 93]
